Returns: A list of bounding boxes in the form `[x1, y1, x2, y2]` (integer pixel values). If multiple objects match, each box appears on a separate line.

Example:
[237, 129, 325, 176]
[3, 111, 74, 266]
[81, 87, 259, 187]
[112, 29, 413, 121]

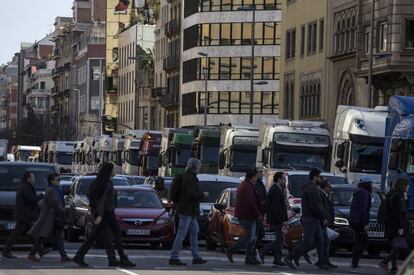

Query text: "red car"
[88, 186, 174, 248]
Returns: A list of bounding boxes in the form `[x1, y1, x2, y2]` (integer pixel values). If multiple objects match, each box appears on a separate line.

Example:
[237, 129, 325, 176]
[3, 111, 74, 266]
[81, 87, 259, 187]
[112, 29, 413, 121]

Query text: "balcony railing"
[163, 56, 180, 72]
[151, 87, 166, 98]
[160, 91, 178, 107]
[165, 19, 180, 38]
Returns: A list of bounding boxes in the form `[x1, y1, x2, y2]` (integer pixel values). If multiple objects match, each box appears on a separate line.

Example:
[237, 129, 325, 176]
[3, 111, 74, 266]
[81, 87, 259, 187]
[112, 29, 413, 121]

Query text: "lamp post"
[367, 0, 375, 107]
[238, 5, 256, 124]
[198, 52, 209, 126]
[128, 55, 144, 130]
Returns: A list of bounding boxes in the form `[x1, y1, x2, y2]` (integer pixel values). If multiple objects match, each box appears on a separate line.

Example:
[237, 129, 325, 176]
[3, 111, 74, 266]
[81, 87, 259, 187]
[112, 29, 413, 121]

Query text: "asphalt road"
[0, 242, 389, 275]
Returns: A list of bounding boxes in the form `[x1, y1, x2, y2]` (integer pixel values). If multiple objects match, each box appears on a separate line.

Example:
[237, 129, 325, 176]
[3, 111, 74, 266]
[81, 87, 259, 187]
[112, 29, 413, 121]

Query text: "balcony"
[52, 67, 64, 78]
[52, 49, 61, 60]
[151, 87, 166, 99]
[160, 91, 178, 108]
[164, 19, 180, 38]
[163, 56, 180, 72]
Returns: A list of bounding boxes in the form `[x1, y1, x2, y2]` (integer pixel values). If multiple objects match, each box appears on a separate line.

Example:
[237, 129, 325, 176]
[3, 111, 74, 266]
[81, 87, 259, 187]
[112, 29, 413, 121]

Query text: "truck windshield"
[272, 151, 328, 171]
[56, 152, 73, 165]
[201, 145, 219, 165]
[17, 151, 31, 161]
[100, 151, 111, 162]
[230, 149, 257, 171]
[174, 145, 192, 165]
[288, 175, 348, 198]
[0, 164, 56, 191]
[127, 149, 140, 165]
[349, 142, 383, 174]
[147, 155, 159, 170]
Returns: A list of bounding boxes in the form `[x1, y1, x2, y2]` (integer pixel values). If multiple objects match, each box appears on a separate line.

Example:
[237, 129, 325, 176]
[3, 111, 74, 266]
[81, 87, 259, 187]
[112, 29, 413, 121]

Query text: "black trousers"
[75, 210, 127, 263]
[3, 222, 40, 256]
[255, 220, 265, 250]
[383, 237, 399, 271]
[261, 224, 284, 261]
[351, 225, 368, 268]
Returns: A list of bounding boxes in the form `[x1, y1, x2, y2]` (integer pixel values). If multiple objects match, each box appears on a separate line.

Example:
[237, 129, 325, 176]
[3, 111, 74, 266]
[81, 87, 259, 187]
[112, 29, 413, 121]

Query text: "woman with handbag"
[73, 162, 135, 268]
[28, 174, 70, 262]
[379, 178, 410, 274]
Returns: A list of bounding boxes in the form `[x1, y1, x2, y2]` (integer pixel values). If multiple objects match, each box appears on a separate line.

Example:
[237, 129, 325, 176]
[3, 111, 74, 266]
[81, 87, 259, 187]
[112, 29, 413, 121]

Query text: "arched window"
[351, 16, 356, 50]
[304, 84, 309, 116]
[338, 70, 355, 106]
[335, 21, 341, 54]
[300, 85, 304, 116]
[316, 82, 321, 116]
[340, 19, 346, 53]
[309, 82, 314, 116]
[346, 18, 351, 52]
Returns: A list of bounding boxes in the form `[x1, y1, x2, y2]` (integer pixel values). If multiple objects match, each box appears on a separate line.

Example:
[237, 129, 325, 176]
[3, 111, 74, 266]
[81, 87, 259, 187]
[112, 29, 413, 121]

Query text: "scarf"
[49, 183, 64, 205]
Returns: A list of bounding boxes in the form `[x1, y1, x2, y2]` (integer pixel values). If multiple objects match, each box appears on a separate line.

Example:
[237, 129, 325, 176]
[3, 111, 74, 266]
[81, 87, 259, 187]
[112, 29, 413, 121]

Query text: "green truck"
[191, 127, 221, 174]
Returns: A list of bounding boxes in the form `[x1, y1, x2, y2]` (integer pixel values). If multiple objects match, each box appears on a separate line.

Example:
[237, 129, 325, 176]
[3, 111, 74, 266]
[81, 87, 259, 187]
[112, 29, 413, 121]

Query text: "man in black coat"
[2, 172, 44, 259]
[259, 172, 288, 266]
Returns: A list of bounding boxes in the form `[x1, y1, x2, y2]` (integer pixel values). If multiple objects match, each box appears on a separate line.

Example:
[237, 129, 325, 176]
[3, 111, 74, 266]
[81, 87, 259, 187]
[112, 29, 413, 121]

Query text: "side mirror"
[335, 159, 345, 168]
[218, 151, 225, 170]
[213, 203, 226, 211]
[336, 142, 346, 159]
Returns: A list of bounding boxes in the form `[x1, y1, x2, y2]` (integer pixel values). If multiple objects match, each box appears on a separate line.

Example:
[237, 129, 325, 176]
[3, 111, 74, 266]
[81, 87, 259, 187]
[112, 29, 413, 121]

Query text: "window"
[182, 93, 197, 115]
[284, 74, 294, 119]
[40, 81, 46, 90]
[242, 23, 252, 45]
[187, 0, 280, 13]
[319, 19, 324, 50]
[210, 24, 220, 46]
[364, 26, 371, 55]
[300, 25, 305, 56]
[405, 20, 414, 49]
[378, 21, 388, 52]
[300, 79, 321, 118]
[220, 57, 231, 80]
[221, 23, 231, 45]
[285, 29, 296, 59]
[307, 22, 317, 55]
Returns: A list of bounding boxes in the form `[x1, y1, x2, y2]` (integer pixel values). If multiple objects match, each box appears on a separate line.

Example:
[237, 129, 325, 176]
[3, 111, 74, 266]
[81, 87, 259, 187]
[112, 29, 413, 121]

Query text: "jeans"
[230, 219, 257, 262]
[308, 226, 330, 264]
[261, 224, 284, 261]
[3, 222, 40, 256]
[54, 227, 67, 258]
[170, 215, 201, 260]
[288, 218, 324, 261]
[76, 210, 127, 263]
[255, 220, 265, 249]
[351, 224, 368, 268]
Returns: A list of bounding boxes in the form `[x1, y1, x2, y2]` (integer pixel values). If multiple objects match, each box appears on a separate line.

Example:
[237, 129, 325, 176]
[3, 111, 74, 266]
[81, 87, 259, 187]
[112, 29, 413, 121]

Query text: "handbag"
[393, 237, 409, 251]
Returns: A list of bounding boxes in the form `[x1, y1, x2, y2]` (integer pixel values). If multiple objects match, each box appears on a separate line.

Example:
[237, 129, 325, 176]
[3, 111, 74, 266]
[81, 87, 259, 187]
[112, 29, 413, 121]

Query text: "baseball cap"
[359, 175, 373, 183]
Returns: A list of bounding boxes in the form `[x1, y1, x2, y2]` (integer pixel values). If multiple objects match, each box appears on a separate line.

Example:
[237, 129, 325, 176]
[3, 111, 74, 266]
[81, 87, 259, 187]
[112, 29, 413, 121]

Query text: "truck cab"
[112, 135, 125, 175]
[158, 128, 193, 177]
[97, 135, 112, 170]
[122, 130, 147, 175]
[83, 137, 98, 174]
[49, 141, 75, 173]
[71, 142, 82, 175]
[257, 120, 331, 185]
[219, 126, 259, 178]
[191, 128, 220, 174]
[16, 145, 41, 162]
[139, 131, 161, 176]
[331, 106, 387, 183]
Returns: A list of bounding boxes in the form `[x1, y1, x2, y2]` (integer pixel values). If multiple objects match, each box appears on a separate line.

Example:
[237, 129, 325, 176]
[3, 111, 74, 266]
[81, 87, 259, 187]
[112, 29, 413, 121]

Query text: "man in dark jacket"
[169, 158, 209, 266]
[254, 169, 266, 258]
[259, 172, 288, 266]
[2, 172, 44, 259]
[226, 168, 261, 265]
[349, 176, 373, 274]
[284, 169, 328, 270]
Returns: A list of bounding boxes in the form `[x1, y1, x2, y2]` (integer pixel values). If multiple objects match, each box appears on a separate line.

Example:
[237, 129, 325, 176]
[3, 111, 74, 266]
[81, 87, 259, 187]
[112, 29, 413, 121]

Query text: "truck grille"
[0, 208, 15, 221]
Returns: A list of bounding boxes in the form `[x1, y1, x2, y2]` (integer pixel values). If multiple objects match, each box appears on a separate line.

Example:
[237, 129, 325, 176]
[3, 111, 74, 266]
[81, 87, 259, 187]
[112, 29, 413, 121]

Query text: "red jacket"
[235, 179, 261, 220]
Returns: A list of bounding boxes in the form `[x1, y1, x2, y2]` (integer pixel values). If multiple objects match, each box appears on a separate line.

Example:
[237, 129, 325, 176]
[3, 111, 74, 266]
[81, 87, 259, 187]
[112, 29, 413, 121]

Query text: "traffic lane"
[0, 248, 385, 275]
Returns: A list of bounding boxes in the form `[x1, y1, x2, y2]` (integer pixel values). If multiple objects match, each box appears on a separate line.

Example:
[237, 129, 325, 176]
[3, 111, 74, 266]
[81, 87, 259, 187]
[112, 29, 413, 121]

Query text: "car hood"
[334, 206, 378, 219]
[115, 208, 168, 219]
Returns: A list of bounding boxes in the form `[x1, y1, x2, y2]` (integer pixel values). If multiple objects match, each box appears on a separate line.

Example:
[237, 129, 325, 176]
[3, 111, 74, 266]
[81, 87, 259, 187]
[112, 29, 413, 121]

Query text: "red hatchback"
[113, 186, 174, 248]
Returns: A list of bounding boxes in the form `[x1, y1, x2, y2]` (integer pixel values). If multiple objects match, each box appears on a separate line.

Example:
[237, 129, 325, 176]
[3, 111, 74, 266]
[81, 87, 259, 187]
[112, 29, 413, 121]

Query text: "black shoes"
[225, 248, 234, 263]
[108, 260, 120, 267]
[315, 261, 337, 270]
[73, 256, 89, 268]
[272, 259, 287, 267]
[192, 258, 207, 265]
[119, 258, 136, 268]
[169, 259, 187, 266]
[283, 257, 297, 270]
[245, 259, 261, 266]
[39, 247, 53, 257]
[2, 252, 17, 259]
[303, 253, 313, 264]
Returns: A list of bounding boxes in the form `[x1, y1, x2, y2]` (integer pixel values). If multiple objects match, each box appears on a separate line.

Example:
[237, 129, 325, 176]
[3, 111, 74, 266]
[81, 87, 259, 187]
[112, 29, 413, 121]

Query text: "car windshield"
[201, 145, 219, 165]
[230, 149, 257, 171]
[77, 177, 129, 196]
[350, 142, 383, 174]
[147, 155, 159, 170]
[116, 190, 163, 209]
[56, 152, 73, 165]
[288, 175, 348, 198]
[127, 149, 139, 165]
[199, 181, 239, 202]
[0, 164, 56, 191]
[329, 189, 382, 207]
[272, 151, 328, 171]
[175, 145, 191, 165]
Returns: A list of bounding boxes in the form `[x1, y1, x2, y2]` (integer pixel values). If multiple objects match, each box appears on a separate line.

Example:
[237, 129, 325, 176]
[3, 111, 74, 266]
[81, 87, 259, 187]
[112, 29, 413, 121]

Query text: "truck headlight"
[334, 217, 349, 226]
[228, 215, 239, 225]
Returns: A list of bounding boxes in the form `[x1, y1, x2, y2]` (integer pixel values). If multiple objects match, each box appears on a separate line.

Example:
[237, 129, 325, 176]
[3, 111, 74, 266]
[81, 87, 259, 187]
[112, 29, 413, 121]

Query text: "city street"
[0, 243, 387, 275]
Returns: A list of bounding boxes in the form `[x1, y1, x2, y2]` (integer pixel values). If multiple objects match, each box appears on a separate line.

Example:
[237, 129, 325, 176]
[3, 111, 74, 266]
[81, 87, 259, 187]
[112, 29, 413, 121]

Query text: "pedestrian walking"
[349, 176, 373, 274]
[379, 178, 410, 275]
[259, 172, 288, 267]
[254, 169, 267, 262]
[73, 162, 135, 268]
[168, 158, 209, 266]
[28, 174, 71, 262]
[2, 172, 46, 260]
[283, 169, 328, 270]
[225, 168, 262, 265]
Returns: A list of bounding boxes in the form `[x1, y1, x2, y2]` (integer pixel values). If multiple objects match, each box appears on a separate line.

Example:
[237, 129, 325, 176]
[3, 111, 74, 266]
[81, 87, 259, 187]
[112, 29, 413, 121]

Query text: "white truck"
[218, 125, 259, 178]
[72, 141, 84, 175]
[97, 135, 113, 169]
[82, 137, 99, 174]
[0, 139, 8, 161]
[16, 145, 41, 162]
[331, 105, 388, 183]
[48, 141, 75, 173]
[122, 130, 147, 175]
[256, 120, 331, 186]
[112, 135, 125, 175]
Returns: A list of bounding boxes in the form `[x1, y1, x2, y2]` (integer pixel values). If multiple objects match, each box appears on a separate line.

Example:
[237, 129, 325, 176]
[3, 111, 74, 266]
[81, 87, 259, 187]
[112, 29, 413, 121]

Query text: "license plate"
[5, 223, 15, 230]
[368, 231, 384, 238]
[263, 234, 276, 241]
[126, 229, 150, 236]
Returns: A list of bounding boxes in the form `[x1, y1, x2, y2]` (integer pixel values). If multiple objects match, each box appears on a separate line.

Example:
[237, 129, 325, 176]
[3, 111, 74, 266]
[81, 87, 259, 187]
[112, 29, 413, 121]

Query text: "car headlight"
[228, 215, 239, 225]
[155, 218, 172, 225]
[334, 217, 349, 226]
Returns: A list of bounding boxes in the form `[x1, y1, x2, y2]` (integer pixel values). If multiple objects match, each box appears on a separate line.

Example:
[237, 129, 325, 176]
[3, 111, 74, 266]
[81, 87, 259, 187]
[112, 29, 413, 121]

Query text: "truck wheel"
[67, 228, 79, 242]
[206, 238, 217, 251]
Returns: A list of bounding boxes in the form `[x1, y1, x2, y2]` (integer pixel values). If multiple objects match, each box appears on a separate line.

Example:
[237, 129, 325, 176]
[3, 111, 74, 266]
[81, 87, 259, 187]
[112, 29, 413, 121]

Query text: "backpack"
[377, 193, 396, 224]
[170, 174, 184, 203]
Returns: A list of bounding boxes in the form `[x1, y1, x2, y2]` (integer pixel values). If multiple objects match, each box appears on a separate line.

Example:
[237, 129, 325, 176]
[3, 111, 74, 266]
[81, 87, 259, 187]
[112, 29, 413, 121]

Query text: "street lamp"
[238, 4, 256, 124]
[128, 55, 144, 130]
[198, 52, 209, 126]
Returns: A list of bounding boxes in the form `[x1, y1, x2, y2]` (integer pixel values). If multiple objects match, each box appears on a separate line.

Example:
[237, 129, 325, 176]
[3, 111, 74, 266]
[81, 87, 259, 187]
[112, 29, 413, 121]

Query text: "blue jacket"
[349, 187, 371, 226]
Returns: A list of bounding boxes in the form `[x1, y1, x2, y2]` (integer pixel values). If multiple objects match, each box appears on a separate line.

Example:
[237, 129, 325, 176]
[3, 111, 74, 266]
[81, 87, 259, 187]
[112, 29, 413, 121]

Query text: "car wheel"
[67, 228, 79, 242]
[162, 242, 172, 250]
[206, 238, 217, 251]
[367, 247, 381, 257]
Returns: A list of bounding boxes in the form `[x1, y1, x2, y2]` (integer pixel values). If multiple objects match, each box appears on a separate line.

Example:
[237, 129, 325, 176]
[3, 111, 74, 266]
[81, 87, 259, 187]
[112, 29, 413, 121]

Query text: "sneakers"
[60, 256, 72, 263]
[2, 252, 17, 259]
[168, 258, 186, 266]
[350, 266, 364, 274]
[192, 258, 207, 265]
[72, 256, 89, 268]
[254, 249, 264, 264]
[225, 247, 234, 263]
[283, 257, 297, 270]
[27, 255, 40, 262]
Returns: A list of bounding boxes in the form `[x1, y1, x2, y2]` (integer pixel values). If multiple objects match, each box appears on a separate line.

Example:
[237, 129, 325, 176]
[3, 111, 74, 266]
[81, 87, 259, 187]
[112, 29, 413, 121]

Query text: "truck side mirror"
[219, 151, 225, 170]
[336, 142, 346, 159]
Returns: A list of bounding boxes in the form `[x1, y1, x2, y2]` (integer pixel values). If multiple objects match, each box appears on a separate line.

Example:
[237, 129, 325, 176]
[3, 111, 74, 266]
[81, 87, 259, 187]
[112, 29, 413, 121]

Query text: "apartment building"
[180, 0, 281, 127]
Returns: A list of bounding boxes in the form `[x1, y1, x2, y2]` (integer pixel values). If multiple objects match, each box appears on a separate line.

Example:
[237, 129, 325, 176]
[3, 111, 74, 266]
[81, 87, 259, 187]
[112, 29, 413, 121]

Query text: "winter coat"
[28, 185, 65, 238]
[301, 182, 327, 222]
[235, 179, 261, 221]
[255, 179, 267, 215]
[176, 171, 204, 217]
[385, 190, 409, 239]
[15, 182, 41, 223]
[319, 189, 335, 226]
[95, 181, 117, 217]
[266, 183, 288, 226]
[349, 187, 371, 227]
